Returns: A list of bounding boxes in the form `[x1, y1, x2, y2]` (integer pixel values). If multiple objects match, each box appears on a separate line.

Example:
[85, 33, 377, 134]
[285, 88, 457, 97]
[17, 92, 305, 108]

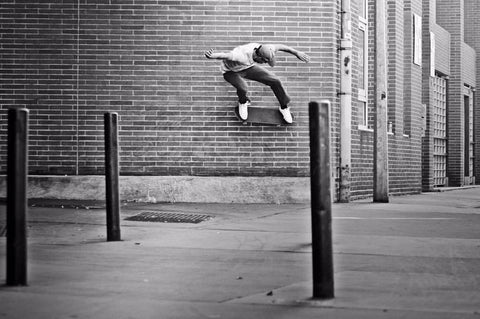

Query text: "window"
[413, 13, 422, 66]
[359, 0, 366, 19]
[358, 0, 368, 128]
[464, 86, 474, 183]
[358, 27, 366, 92]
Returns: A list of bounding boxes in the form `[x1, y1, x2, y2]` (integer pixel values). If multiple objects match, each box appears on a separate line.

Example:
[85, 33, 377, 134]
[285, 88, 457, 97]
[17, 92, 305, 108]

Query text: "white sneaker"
[238, 101, 250, 120]
[279, 106, 293, 124]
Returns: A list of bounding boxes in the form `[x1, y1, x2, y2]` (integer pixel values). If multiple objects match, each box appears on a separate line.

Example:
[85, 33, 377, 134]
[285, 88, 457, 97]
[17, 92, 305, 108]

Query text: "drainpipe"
[339, 0, 352, 202]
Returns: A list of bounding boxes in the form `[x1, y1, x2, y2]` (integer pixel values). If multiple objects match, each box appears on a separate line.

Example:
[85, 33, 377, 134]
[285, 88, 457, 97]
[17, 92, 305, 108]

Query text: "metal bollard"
[104, 112, 121, 241]
[6, 108, 29, 286]
[309, 101, 334, 299]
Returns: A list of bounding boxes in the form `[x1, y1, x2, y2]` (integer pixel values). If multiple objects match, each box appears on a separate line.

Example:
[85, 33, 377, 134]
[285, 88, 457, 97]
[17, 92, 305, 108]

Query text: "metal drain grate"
[124, 211, 212, 224]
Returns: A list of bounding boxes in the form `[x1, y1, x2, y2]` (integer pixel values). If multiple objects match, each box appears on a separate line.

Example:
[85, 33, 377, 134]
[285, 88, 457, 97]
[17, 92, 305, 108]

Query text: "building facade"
[422, 0, 477, 190]
[0, 0, 478, 203]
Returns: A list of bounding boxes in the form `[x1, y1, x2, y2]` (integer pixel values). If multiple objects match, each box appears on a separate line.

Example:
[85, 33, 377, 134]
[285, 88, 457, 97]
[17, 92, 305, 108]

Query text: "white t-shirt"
[221, 43, 260, 73]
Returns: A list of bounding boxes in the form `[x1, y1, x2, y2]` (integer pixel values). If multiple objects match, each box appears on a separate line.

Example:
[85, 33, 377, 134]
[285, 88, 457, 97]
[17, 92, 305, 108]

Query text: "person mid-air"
[205, 43, 310, 123]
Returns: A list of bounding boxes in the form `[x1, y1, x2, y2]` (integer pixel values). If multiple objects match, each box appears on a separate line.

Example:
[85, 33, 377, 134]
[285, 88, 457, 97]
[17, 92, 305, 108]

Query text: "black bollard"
[6, 108, 29, 286]
[309, 101, 334, 299]
[104, 112, 121, 241]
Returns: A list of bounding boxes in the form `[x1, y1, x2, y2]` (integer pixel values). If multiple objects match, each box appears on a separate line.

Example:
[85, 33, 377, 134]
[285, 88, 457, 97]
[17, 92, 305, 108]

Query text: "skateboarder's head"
[254, 44, 276, 67]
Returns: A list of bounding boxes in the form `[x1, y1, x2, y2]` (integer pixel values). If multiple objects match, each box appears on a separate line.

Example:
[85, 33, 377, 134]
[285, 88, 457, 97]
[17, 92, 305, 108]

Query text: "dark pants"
[223, 65, 291, 108]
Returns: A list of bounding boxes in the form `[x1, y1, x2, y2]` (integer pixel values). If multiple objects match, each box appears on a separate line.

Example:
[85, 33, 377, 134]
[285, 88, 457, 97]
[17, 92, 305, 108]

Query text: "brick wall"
[350, 0, 423, 198]
[464, 0, 480, 181]
[349, 0, 376, 199]
[389, 0, 423, 195]
[403, 0, 423, 137]
[0, 1, 79, 174]
[437, 0, 465, 186]
[387, 0, 404, 135]
[421, 0, 434, 191]
[389, 0, 422, 194]
[0, 0, 339, 177]
[1, 0, 433, 200]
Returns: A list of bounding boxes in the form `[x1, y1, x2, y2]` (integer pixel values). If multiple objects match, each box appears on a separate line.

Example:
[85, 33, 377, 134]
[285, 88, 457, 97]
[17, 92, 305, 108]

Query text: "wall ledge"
[0, 175, 310, 204]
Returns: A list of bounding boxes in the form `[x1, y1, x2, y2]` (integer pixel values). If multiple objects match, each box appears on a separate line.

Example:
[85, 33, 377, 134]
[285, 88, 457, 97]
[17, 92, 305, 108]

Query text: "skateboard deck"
[234, 105, 293, 125]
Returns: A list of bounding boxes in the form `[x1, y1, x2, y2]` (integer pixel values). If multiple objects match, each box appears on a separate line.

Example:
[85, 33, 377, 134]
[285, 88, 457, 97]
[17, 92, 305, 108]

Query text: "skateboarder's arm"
[271, 44, 310, 63]
[204, 49, 234, 61]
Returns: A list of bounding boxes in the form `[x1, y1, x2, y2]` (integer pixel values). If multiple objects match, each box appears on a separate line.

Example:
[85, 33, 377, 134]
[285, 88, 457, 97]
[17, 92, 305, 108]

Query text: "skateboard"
[234, 105, 293, 125]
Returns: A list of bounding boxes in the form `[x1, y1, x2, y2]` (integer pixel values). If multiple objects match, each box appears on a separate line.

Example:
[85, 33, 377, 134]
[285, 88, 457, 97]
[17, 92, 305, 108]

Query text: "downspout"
[339, 0, 352, 202]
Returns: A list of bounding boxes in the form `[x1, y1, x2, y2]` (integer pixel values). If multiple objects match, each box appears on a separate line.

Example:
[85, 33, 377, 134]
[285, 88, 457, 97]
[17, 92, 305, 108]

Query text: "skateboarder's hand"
[205, 49, 215, 59]
[296, 51, 310, 63]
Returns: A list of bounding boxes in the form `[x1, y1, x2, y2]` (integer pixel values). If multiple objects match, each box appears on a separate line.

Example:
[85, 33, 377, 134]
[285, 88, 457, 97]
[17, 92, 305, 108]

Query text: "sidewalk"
[0, 188, 480, 318]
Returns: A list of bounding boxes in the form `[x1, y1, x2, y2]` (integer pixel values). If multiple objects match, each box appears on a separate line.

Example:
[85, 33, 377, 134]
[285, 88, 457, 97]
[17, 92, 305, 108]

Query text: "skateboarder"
[204, 43, 310, 123]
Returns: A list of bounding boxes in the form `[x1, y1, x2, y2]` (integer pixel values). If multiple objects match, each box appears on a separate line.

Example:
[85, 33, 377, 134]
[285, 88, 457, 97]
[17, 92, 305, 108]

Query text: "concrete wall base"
[0, 175, 310, 204]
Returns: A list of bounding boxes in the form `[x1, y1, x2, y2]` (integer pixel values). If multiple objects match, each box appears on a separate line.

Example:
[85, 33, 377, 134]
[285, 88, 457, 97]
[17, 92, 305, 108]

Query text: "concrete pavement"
[0, 187, 480, 318]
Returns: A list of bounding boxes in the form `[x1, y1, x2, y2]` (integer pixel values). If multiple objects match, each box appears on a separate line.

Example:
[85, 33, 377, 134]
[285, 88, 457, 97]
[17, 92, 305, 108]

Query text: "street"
[0, 187, 480, 318]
